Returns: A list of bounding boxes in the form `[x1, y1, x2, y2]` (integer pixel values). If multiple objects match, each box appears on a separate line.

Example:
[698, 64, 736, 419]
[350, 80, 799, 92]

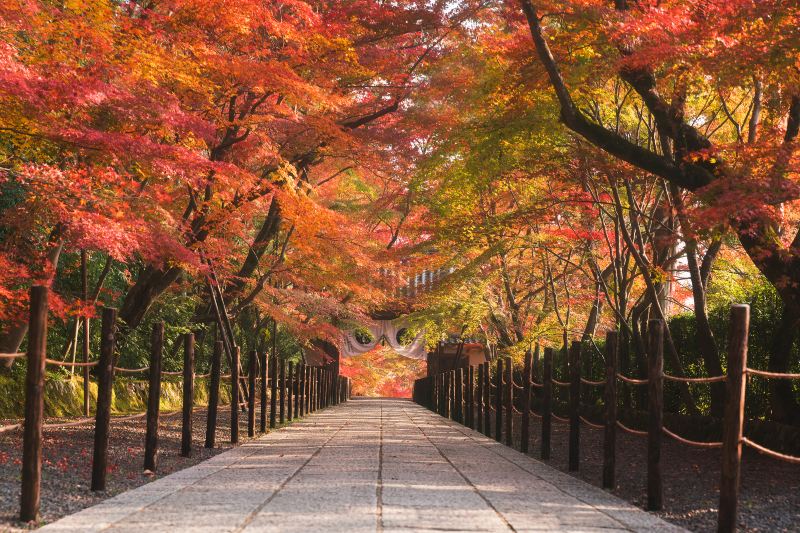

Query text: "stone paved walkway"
[42, 398, 685, 532]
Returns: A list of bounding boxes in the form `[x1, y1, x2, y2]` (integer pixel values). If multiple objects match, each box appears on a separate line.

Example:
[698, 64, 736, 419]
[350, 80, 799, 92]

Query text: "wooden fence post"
[205, 340, 222, 448]
[307, 367, 313, 413]
[568, 341, 581, 471]
[19, 286, 48, 522]
[447, 370, 456, 420]
[269, 354, 278, 428]
[314, 367, 320, 411]
[476, 365, 484, 433]
[247, 350, 257, 437]
[305, 365, 311, 413]
[259, 348, 267, 433]
[482, 362, 490, 436]
[317, 367, 322, 411]
[231, 346, 240, 444]
[439, 373, 445, 415]
[144, 323, 163, 470]
[91, 306, 117, 492]
[505, 356, 513, 447]
[324, 369, 328, 409]
[310, 367, 316, 412]
[603, 331, 618, 489]
[287, 362, 294, 420]
[298, 363, 305, 417]
[279, 359, 286, 423]
[454, 367, 464, 423]
[82, 250, 91, 418]
[466, 365, 474, 428]
[495, 358, 503, 442]
[542, 347, 553, 460]
[521, 349, 532, 454]
[441, 371, 448, 418]
[433, 373, 439, 414]
[318, 369, 323, 410]
[718, 305, 750, 533]
[320, 369, 325, 409]
[647, 319, 664, 511]
[181, 333, 195, 457]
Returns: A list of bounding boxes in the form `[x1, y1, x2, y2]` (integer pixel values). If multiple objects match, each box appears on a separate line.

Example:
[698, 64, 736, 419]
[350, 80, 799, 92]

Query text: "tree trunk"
[768, 304, 800, 424]
[685, 244, 725, 417]
[117, 265, 183, 335]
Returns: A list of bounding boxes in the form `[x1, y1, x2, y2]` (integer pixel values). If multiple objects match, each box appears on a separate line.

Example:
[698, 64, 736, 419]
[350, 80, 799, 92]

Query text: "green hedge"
[0, 374, 232, 419]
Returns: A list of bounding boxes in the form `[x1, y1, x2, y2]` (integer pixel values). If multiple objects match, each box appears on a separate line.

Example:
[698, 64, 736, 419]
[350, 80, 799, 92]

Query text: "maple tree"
[0, 0, 797, 422]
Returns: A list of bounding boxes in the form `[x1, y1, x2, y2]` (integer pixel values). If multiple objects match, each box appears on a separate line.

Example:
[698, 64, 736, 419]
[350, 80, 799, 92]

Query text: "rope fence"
[662, 427, 722, 449]
[616, 373, 648, 385]
[417, 308, 800, 533]
[5, 285, 351, 524]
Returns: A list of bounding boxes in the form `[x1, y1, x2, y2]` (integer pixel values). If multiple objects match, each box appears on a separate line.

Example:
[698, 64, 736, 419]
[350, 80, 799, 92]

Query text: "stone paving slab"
[40, 398, 685, 532]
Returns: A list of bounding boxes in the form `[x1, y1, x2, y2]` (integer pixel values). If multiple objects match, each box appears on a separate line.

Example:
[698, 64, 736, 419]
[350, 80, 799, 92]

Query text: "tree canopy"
[1, 1, 798, 415]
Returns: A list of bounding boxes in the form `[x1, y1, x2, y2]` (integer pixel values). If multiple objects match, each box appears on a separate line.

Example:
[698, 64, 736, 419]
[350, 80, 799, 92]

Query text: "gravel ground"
[477, 410, 800, 532]
[3, 401, 798, 532]
[0, 406, 265, 531]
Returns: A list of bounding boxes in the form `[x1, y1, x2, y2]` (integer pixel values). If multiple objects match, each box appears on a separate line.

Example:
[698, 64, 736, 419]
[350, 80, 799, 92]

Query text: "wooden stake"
[205, 340, 222, 448]
[305, 365, 311, 413]
[476, 365, 484, 433]
[279, 359, 286, 423]
[568, 341, 581, 471]
[269, 354, 278, 427]
[482, 362, 490, 436]
[647, 319, 664, 511]
[542, 347, 553, 460]
[505, 357, 513, 447]
[20, 286, 48, 522]
[466, 365, 474, 429]
[521, 350, 532, 454]
[81, 250, 91, 418]
[603, 331, 618, 489]
[287, 361, 294, 420]
[718, 305, 749, 533]
[298, 363, 305, 417]
[91, 307, 117, 492]
[454, 367, 464, 423]
[231, 347, 240, 444]
[144, 322, 163, 470]
[248, 349, 257, 437]
[495, 358, 503, 442]
[181, 333, 195, 457]
[259, 348, 267, 433]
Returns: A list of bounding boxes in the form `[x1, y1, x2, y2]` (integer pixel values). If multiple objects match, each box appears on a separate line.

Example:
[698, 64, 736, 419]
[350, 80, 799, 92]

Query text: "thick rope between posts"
[746, 368, 800, 380]
[46, 359, 98, 367]
[551, 413, 569, 424]
[742, 437, 800, 464]
[1, 403, 233, 432]
[663, 374, 726, 383]
[662, 427, 722, 448]
[551, 378, 570, 387]
[579, 415, 604, 429]
[616, 373, 648, 385]
[115, 366, 150, 373]
[580, 377, 605, 386]
[616, 420, 647, 436]
[0, 352, 25, 359]
[531, 381, 544, 388]
[528, 409, 542, 419]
